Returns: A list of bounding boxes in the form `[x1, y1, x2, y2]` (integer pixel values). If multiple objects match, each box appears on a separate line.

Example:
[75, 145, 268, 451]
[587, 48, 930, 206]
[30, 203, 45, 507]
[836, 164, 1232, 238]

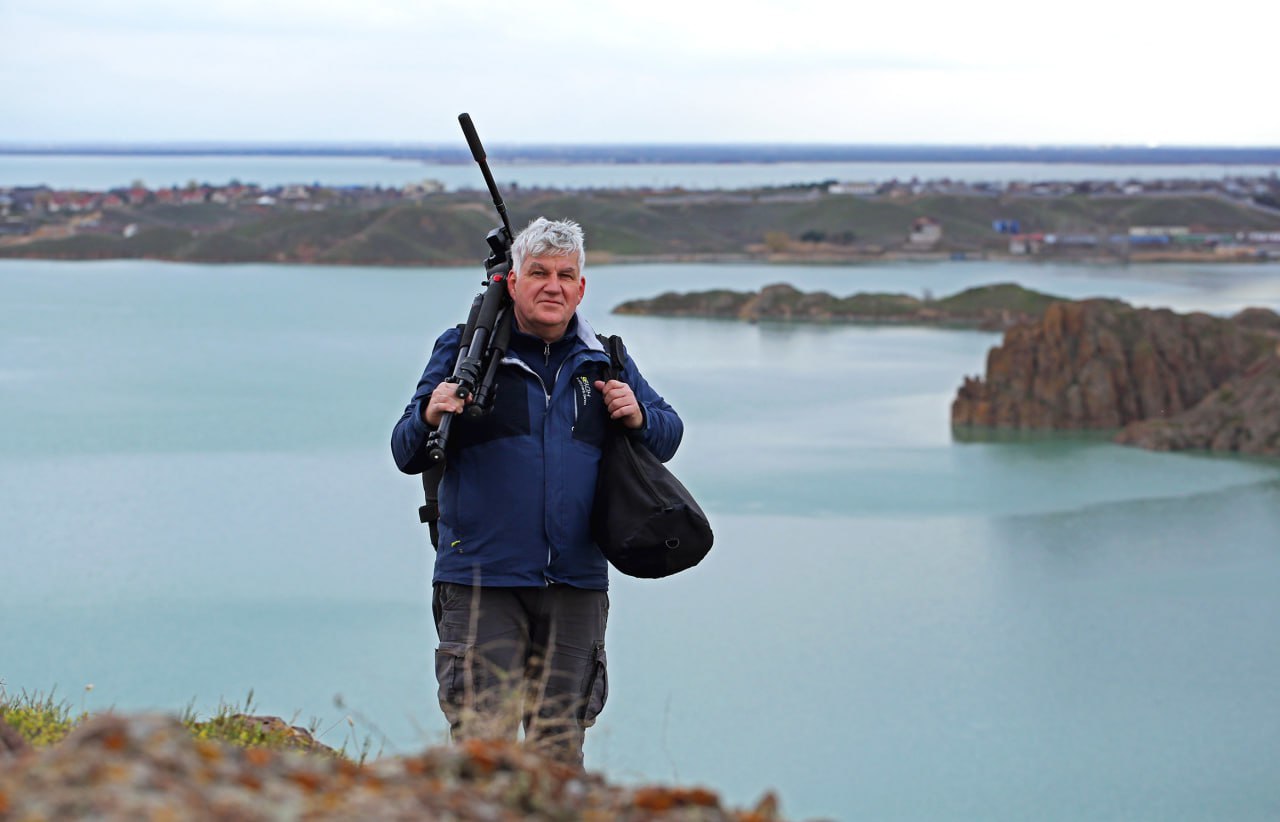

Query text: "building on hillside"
[1009, 233, 1044, 255]
[1049, 233, 1100, 248]
[403, 179, 445, 198]
[908, 216, 942, 248]
[1130, 226, 1190, 238]
[828, 181, 877, 196]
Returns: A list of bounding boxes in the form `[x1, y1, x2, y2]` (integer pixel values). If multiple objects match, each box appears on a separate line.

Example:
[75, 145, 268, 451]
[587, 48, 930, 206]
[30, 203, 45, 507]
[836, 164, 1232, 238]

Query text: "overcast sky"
[3, 0, 1276, 146]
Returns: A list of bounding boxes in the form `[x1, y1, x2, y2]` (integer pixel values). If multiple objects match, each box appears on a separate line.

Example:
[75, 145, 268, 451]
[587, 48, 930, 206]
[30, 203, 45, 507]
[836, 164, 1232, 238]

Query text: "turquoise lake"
[4, 153, 1278, 191]
[2, 258, 1279, 820]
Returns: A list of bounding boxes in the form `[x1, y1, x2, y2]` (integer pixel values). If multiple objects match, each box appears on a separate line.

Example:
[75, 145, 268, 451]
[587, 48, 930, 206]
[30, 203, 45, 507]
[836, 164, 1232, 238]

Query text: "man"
[390, 217, 683, 766]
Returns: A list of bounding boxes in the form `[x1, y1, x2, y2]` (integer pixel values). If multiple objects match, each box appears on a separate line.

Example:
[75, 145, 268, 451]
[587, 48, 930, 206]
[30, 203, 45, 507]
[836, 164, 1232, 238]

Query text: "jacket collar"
[500, 312, 607, 370]
[574, 313, 607, 353]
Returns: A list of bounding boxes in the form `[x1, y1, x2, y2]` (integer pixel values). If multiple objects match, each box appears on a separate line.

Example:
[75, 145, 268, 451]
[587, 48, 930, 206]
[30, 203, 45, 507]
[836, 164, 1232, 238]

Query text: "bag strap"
[596, 333, 626, 381]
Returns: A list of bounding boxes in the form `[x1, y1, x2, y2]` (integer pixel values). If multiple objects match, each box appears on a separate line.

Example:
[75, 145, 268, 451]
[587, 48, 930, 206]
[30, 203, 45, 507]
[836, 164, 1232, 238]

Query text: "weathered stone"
[1117, 355, 1280, 457]
[1232, 307, 1280, 333]
[227, 715, 336, 755]
[0, 720, 32, 762]
[0, 713, 783, 820]
[952, 299, 1274, 434]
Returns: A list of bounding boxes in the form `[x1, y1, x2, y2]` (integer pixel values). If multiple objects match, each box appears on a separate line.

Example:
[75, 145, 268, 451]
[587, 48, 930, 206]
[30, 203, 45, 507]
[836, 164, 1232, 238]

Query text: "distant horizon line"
[3, 143, 1279, 166]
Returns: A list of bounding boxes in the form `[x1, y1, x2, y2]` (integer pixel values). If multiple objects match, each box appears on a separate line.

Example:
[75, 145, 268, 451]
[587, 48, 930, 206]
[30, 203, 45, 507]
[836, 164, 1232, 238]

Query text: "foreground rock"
[952, 299, 1280, 456]
[614, 282, 1064, 331]
[0, 714, 784, 821]
[0, 724, 30, 763]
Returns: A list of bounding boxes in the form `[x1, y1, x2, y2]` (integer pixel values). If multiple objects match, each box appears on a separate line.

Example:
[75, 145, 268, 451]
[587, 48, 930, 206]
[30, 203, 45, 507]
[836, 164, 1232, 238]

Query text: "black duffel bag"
[591, 335, 713, 578]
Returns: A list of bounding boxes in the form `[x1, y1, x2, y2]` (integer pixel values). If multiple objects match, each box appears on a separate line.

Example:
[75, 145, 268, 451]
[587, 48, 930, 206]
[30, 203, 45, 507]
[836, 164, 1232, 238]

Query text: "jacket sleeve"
[621, 351, 684, 463]
[391, 327, 462, 475]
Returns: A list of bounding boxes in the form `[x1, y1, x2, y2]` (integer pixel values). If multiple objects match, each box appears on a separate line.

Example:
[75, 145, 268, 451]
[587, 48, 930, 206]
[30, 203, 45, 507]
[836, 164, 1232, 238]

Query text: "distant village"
[0, 179, 445, 246]
[0, 178, 445, 227]
[2, 171, 1279, 261]
[645, 173, 1280, 259]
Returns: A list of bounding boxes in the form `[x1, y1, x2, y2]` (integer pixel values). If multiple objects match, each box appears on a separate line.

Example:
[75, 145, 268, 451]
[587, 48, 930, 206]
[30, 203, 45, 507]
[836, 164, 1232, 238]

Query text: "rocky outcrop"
[0, 722, 31, 762]
[614, 282, 1064, 330]
[222, 714, 335, 755]
[1116, 355, 1280, 456]
[0, 713, 784, 821]
[1233, 306, 1280, 333]
[951, 300, 1277, 432]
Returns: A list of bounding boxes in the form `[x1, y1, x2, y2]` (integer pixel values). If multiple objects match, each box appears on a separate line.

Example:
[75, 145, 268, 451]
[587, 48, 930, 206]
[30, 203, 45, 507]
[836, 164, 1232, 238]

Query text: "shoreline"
[3, 248, 1277, 268]
[3, 178, 1279, 267]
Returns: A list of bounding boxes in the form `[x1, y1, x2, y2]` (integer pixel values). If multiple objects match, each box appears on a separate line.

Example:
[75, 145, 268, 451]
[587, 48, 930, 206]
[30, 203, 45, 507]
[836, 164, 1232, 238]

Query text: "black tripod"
[419, 113, 518, 541]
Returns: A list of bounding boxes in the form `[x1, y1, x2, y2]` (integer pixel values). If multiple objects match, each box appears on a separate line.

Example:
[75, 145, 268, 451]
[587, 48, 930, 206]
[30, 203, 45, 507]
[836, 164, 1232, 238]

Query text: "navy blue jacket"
[391, 315, 683, 590]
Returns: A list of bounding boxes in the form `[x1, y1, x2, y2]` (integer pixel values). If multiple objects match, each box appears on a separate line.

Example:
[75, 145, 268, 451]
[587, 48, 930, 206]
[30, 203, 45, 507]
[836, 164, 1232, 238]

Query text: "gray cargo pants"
[432, 582, 609, 767]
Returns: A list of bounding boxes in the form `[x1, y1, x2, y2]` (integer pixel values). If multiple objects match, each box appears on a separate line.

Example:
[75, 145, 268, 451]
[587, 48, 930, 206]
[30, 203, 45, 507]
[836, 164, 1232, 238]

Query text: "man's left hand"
[593, 379, 644, 429]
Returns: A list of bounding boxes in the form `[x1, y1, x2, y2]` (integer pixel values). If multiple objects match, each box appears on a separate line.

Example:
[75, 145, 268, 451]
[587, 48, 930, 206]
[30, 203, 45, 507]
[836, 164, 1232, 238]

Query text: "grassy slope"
[935, 283, 1065, 313]
[3, 192, 1277, 264]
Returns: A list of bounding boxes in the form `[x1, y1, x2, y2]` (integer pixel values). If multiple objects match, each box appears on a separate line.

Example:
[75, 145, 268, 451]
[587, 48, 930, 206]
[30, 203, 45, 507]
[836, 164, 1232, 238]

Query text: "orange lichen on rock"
[460, 737, 502, 775]
[633, 785, 722, 811]
[100, 729, 127, 752]
[194, 740, 222, 762]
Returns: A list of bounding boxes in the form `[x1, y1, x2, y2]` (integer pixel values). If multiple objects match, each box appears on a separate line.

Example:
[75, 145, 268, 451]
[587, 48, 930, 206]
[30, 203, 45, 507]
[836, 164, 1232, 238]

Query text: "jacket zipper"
[494, 349, 614, 580]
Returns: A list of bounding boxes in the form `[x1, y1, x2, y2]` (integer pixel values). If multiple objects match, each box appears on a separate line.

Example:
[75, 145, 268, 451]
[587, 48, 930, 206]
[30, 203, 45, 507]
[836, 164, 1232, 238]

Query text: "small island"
[614, 281, 1280, 459]
[613, 282, 1065, 331]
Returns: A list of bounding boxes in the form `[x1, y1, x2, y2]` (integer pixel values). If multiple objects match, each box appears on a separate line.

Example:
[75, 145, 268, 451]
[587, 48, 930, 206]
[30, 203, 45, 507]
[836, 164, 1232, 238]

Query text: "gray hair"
[511, 217, 586, 274]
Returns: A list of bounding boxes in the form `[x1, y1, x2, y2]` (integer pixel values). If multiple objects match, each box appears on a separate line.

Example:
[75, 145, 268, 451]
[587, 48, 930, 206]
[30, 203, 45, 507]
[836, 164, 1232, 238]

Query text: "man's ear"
[578, 274, 586, 299]
[506, 270, 517, 296]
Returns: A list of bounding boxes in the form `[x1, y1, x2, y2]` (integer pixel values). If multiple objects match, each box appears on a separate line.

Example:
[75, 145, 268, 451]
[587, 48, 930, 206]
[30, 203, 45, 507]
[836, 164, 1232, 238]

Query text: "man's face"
[508, 253, 586, 342]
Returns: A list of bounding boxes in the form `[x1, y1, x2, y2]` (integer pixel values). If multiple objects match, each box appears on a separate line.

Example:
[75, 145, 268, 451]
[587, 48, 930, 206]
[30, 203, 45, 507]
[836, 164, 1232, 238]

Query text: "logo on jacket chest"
[571, 372, 607, 448]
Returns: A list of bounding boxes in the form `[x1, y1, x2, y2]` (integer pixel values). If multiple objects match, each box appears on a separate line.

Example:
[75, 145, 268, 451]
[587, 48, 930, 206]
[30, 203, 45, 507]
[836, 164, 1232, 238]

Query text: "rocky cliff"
[952, 300, 1280, 456]
[1115, 355, 1280, 456]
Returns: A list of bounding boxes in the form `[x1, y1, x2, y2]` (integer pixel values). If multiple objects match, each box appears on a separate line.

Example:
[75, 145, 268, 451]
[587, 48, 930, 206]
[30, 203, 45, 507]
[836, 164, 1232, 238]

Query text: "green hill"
[3, 188, 1278, 265]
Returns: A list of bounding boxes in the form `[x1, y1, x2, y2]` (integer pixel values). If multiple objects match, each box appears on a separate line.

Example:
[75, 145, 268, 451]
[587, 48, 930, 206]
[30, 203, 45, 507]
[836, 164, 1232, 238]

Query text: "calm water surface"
[2, 259, 1279, 821]
[3, 154, 1278, 190]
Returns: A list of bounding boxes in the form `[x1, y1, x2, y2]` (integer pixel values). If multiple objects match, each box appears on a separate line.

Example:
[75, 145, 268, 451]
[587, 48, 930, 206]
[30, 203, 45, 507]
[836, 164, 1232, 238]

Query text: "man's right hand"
[423, 382, 472, 427]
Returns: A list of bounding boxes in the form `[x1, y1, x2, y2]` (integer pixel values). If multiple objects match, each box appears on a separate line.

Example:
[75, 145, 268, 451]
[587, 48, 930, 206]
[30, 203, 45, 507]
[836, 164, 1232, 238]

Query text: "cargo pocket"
[435, 641, 471, 727]
[581, 641, 608, 727]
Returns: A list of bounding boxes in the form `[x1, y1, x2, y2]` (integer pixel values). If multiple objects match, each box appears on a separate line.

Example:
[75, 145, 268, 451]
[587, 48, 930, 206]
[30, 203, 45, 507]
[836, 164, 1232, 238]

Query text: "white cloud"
[1, 0, 1277, 143]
